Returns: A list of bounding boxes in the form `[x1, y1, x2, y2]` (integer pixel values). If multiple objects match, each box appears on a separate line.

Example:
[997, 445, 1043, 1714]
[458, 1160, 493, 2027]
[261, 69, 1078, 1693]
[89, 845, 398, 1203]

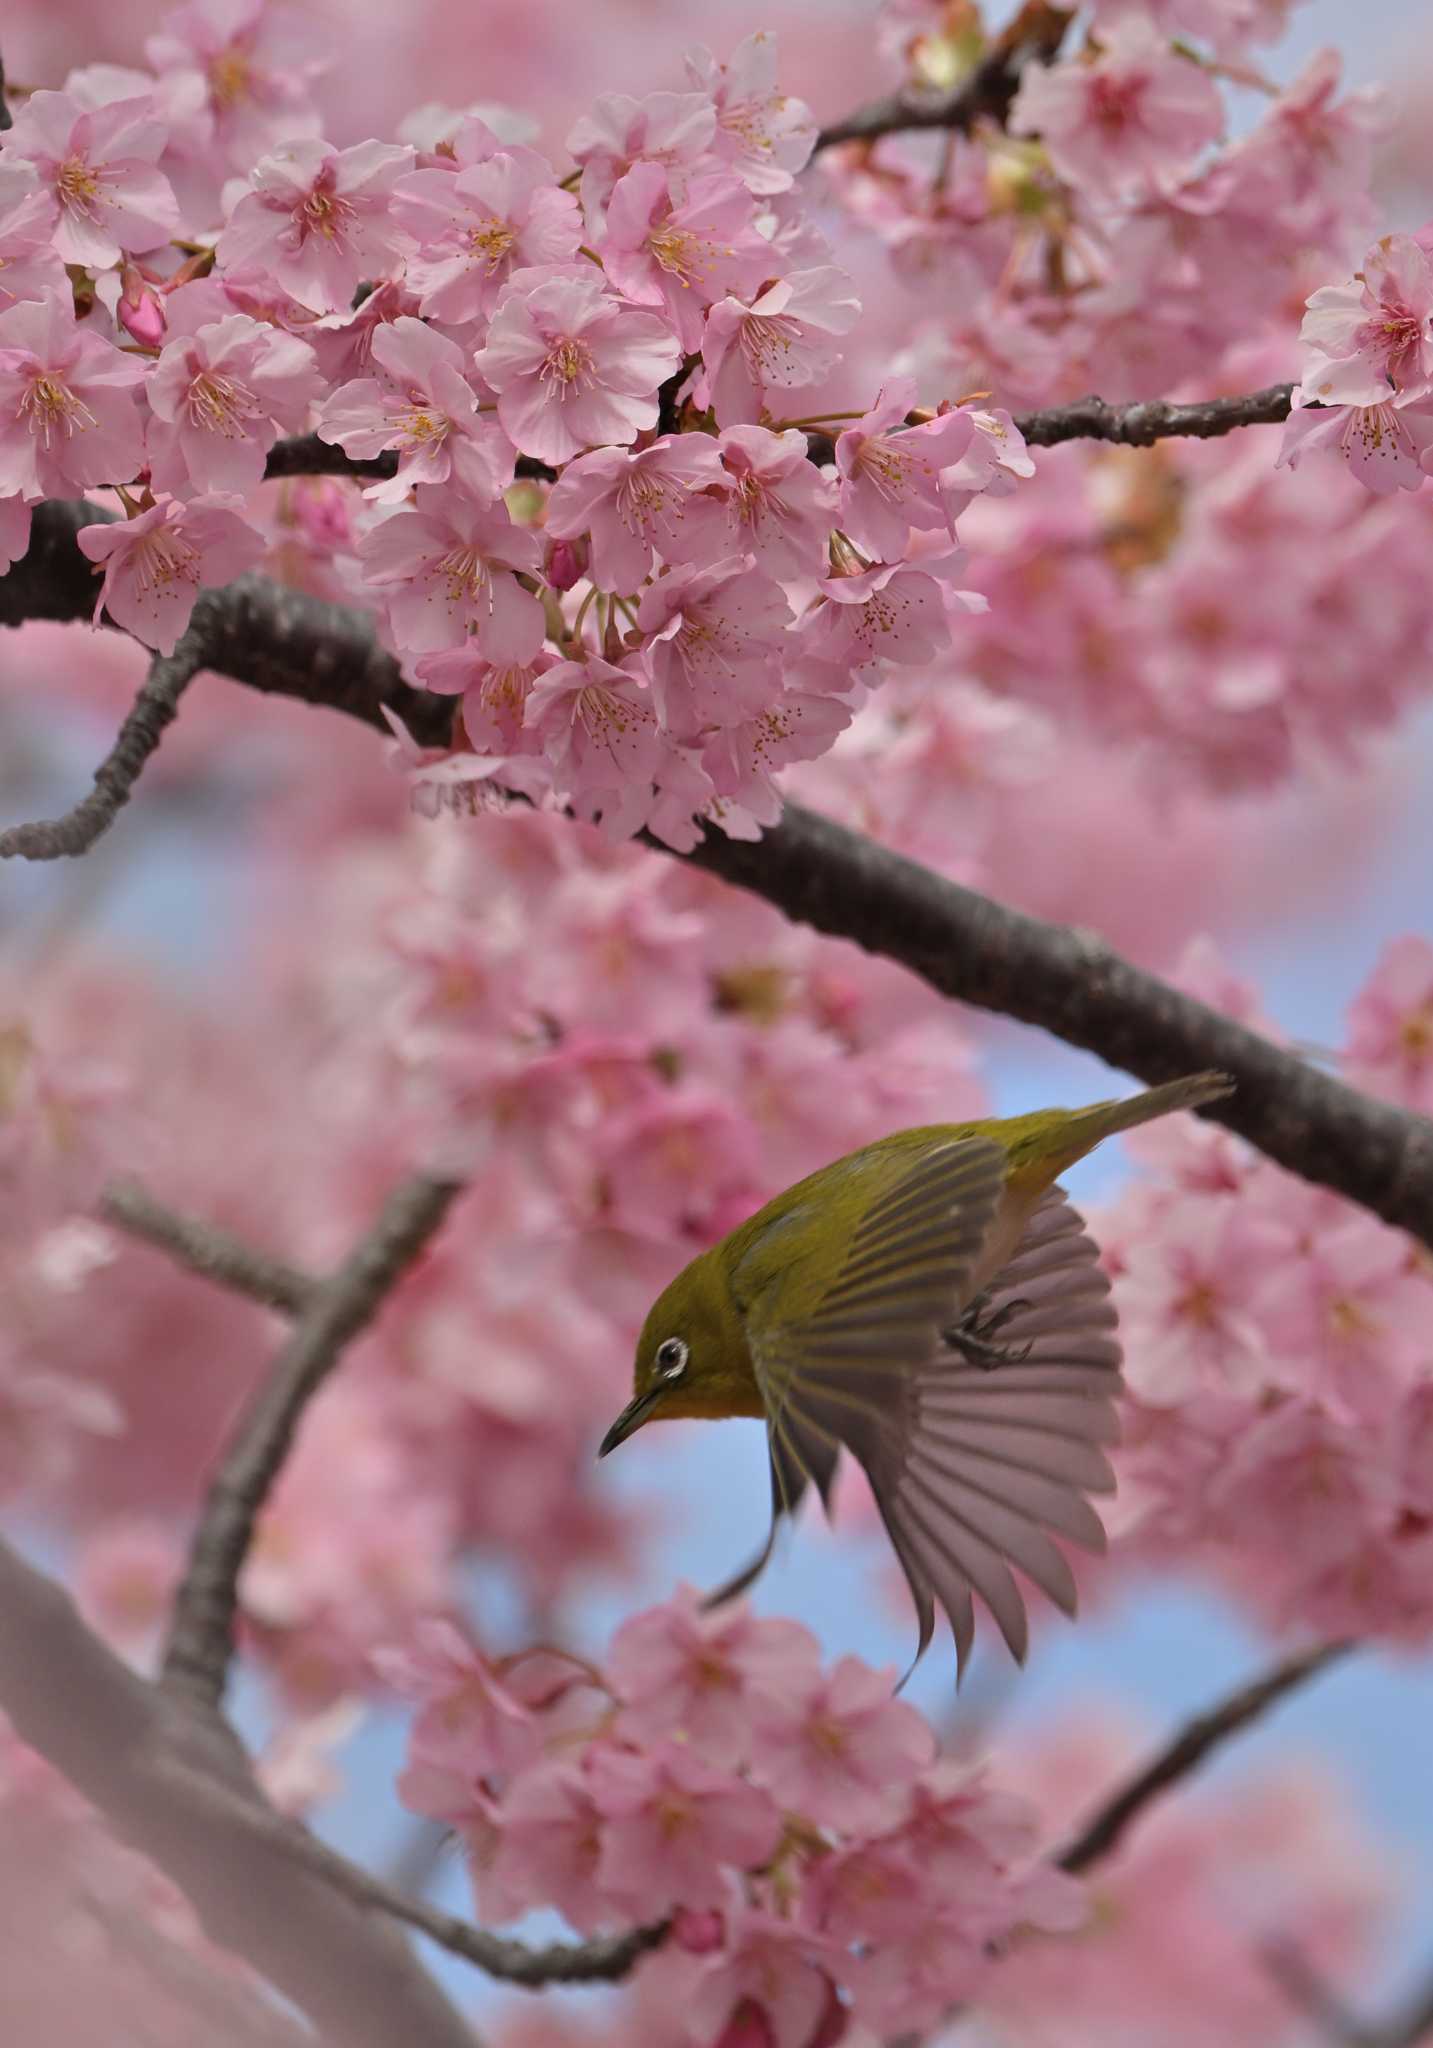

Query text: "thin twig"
[1056, 1642, 1351, 1874]
[815, 1, 1073, 151]
[0, 50, 12, 131]
[188, 1789, 669, 1987]
[0, 635, 203, 861]
[100, 1180, 316, 1317]
[1262, 1935, 1379, 2048]
[161, 1173, 462, 1709]
[1378, 1970, 1433, 2048]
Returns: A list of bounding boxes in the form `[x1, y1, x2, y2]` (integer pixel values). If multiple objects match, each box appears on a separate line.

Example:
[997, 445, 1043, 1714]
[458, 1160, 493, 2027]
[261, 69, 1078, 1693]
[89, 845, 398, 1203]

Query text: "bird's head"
[598, 1249, 759, 1457]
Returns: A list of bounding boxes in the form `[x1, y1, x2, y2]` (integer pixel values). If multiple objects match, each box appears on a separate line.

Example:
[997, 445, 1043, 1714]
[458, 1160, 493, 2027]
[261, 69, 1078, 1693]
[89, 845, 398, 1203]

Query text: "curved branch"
[1056, 1642, 1351, 1875]
[0, 1537, 480, 2048]
[0, 634, 202, 860]
[815, 1, 1073, 151]
[100, 1180, 316, 1316]
[5, 510, 1432, 1248]
[684, 810, 1433, 1248]
[162, 1173, 462, 1710]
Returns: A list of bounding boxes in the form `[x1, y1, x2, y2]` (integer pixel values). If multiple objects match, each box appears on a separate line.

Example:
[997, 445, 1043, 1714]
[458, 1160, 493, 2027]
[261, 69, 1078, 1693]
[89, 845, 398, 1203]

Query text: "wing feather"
[710, 1150, 1126, 1682]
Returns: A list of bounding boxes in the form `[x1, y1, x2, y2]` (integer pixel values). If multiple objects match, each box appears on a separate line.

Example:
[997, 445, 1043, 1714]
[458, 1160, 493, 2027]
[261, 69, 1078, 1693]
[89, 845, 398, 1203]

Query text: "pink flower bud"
[118, 266, 166, 349]
[672, 1906, 725, 1954]
[544, 533, 589, 592]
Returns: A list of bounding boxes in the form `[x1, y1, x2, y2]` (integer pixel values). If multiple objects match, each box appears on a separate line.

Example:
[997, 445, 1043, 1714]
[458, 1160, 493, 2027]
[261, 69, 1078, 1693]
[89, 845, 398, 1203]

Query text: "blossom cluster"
[0, 787, 982, 1697]
[0, 8, 1043, 849]
[386, 1594, 1081, 2043]
[2, 0, 1429, 849]
[1099, 936, 1433, 1642]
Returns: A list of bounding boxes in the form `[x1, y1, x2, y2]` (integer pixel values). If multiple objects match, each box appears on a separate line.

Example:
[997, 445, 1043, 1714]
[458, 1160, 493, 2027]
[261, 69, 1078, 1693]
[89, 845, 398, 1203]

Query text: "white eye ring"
[656, 1337, 689, 1380]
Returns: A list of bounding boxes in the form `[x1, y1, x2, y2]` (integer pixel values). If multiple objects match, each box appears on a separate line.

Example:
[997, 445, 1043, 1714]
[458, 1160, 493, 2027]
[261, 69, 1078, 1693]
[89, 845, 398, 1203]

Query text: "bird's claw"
[945, 1295, 1035, 1372]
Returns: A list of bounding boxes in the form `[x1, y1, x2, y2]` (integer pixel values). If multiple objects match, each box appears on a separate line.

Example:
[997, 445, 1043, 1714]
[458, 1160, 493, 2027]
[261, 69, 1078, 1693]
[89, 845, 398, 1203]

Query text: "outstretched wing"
[865, 1189, 1122, 1677]
[704, 1136, 1007, 1611]
[710, 1159, 1124, 1682]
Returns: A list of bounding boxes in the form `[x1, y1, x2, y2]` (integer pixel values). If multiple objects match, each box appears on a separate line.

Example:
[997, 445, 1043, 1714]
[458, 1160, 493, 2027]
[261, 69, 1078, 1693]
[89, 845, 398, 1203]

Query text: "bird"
[599, 1069, 1234, 1677]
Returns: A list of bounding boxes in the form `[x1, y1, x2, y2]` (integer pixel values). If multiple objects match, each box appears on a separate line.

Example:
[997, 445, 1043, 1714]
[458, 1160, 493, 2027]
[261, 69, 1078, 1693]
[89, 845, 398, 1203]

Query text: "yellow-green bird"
[600, 1070, 1233, 1676]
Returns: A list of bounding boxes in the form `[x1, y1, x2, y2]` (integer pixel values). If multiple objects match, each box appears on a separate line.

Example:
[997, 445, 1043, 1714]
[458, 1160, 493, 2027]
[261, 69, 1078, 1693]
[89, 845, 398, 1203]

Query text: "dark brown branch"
[0, 1537, 479, 2048]
[101, 1180, 316, 1317]
[1379, 1971, 1433, 2048]
[161, 1172, 462, 1709]
[1056, 1642, 1351, 1875]
[684, 812, 1433, 1248]
[262, 382, 1297, 496]
[1016, 382, 1295, 448]
[0, 634, 202, 860]
[0, 51, 12, 131]
[815, 1, 1073, 150]
[263, 435, 552, 485]
[7, 510, 1433, 1249]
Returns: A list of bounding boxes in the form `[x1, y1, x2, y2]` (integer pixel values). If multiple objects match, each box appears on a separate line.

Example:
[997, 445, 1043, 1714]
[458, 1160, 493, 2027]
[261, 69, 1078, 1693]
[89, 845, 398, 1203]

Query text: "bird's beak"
[598, 1386, 662, 1457]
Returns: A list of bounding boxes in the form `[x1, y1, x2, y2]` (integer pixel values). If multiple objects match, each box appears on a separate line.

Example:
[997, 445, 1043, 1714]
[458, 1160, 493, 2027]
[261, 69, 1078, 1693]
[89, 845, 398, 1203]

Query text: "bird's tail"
[1066, 1070, 1234, 1152]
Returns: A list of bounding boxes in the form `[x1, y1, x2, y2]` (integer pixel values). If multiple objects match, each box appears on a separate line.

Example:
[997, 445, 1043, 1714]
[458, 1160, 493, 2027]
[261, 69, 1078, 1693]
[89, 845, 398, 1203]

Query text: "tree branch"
[1016, 382, 1295, 448]
[684, 811, 1433, 1247]
[263, 382, 1297, 495]
[1378, 1969, 1433, 2048]
[100, 1180, 317, 1316]
[1056, 1642, 1351, 1875]
[161, 1172, 462, 1710]
[814, 1, 1074, 151]
[0, 1536, 480, 2048]
[0, 634, 203, 860]
[6, 511, 1432, 1250]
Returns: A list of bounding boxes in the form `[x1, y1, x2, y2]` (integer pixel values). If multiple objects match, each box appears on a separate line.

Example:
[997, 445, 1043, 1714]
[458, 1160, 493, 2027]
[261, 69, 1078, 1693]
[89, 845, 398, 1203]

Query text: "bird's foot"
[945, 1295, 1035, 1372]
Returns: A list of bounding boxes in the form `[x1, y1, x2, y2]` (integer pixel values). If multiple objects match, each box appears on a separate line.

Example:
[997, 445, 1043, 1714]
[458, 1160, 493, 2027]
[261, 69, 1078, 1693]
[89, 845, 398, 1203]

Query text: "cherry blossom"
[685, 31, 818, 196]
[316, 314, 510, 503]
[746, 1655, 933, 1831]
[835, 382, 975, 560]
[609, 1587, 821, 1768]
[77, 495, 265, 652]
[0, 292, 146, 500]
[216, 137, 414, 314]
[0, 164, 67, 312]
[145, 0, 328, 171]
[543, 433, 726, 591]
[1345, 935, 1433, 1112]
[589, 1741, 781, 1914]
[356, 487, 544, 660]
[676, 423, 839, 577]
[699, 269, 861, 427]
[524, 652, 662, 838]
[3, 89, 180, 268]
[475, 264, 682, 464]
[601, 163, 769, 352]
[808, 558, 953, 673]
[637, 557, 791, 738]
[392, 147, 582, 326]
[1010, 23, 1225, 200]
[565, 88, 719, 224]
[146, 308, 322, 497]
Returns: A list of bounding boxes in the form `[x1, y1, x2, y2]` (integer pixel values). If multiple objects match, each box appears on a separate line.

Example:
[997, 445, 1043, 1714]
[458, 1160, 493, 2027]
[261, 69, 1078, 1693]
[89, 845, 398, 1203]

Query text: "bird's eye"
[655, 1337, 689, 1380]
